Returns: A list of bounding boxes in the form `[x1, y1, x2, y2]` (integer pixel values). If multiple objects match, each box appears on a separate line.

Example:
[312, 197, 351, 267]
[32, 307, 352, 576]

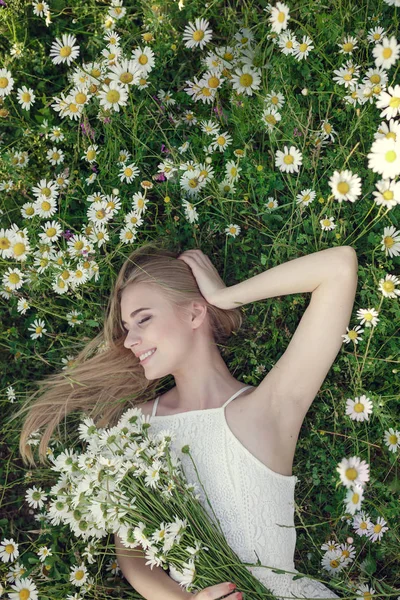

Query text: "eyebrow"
[121, 307, 151, 326]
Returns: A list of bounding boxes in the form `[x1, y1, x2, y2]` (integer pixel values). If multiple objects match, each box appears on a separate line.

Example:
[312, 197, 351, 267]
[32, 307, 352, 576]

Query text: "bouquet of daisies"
[44, 404, 299, 598]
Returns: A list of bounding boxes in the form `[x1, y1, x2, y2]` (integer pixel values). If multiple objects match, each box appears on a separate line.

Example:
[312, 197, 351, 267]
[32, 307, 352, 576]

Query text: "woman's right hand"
[191, 581, 241, 599]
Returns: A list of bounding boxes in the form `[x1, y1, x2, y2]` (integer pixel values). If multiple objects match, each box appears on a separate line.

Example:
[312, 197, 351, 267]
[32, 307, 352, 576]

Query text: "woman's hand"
[177, 249, 231, 309]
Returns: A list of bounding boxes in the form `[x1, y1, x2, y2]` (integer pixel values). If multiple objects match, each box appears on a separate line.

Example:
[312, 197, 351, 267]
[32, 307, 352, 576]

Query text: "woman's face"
[120, 282, 201, 379]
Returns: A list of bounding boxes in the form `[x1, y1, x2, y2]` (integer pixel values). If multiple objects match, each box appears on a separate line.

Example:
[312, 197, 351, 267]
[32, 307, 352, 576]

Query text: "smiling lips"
[139, 348, 157, 363]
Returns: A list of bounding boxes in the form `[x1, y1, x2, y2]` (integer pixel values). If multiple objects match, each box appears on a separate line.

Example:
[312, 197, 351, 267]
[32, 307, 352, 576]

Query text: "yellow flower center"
[389, 96, 400, 109]
[139, 54, 148, 65]
[124, 167, 133, 176]
[208, 76, 220, 88]
[217, 135, 226, 145]
[384, 235, 394, 248]
[35, 326, 43, 334]
[383, 190, 394, 200]
[239, 73, 253, 87]
[345, 467, 357, 481]
[299, 43, 308, 52]
[75, 92, 87, 104]
[337, 181, 350, 194]
[74, 240, 84, 250]
[382, 280, 394, 293]
[91, 68, 101, 78]
[322, 219, 331, 226]
[69, 103, 78, 112]
[352, 492, 360, 503]
[344, 73, 352, 81]
[22, 92, 31, 102]
[41, 187, 51, 197]
[373, 523, 382, 533]
[47, 227, 56, 237]
[125, 230, 133, 239]
[354, 402, 364, 413]
[5, 543, 15, 554]
[87, 149, 96, 160]
[106, 89, 120, 103]
[193, 30, 205, 41]
[324, 123, 332, 133]
[278, 11, 285, 22]
[286, 40, 293, 48]
[37, 2, 44, 9]
[348, 330, 358, 340]
[370, 73, 381, 84]
[360, 521, 368, 529]
[0, 237, 10, 249]
[284, 155, 294, 164]
[75, 569, 85, 580]
[75, 270, 83, 279]
[330, 559, 339, 568]
[230, 167, 237, 176]
[266, 114, 277, 125]
[60, 46, 72, 57]
[389, 434, 398, 444]
[0, 77, 9, 88]
[382, 48, 392, 59]
[19, 589, 31, 600]
[385, 150, 396, 163]
[52, 152, 60, 161]
[120, 72, 133, 84]
[13, 242, 25, 256]
[96, 209, 106, 219]
[343, 42, 354, 52]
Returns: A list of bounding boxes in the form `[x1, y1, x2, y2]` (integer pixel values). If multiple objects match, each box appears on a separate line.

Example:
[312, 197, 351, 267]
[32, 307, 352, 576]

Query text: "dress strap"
[152, 396, 160, 417]
[222, 385, 253, 408]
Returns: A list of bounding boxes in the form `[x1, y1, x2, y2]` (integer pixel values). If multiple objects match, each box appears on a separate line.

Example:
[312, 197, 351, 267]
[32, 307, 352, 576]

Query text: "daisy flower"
[372, 178, 400, 210]
[277, 30, 297, 55]
[117, 149, 131, 164]
[50, 33, 80, 66]
[383, 428, 400, 452]
[46, 147, 64, 166]
[372, 36, 400, 70]
[25, 486, 47, 509]
[342, 325, 364, 344]
[352, 512, 372, 537]
[17, 86, 36, 110]
[108, 0, 126, 20]
[375, 84, 400, 120]
[32, 1, 49, 17]
[231, 65, 262, 96]
[381, 225, 400, 257]
[0, 68, 14, 97]
[108, 58, 141, 86]
[119, 162, 140, 183]
[17, 297, 30, 314]
[265, 197, 278, 210]
[224, 160, 241, 183]
[6, 386, 16, 403]
[182, 17, 213, 50]
[98, 80, 128, 112]
[265, 90, 285, 109]
[225, 223, 241, 237]
[39, 220, 63, 244]
[345, 395, 373, 422]
[119, 225, 137, 244]
[292, 35, 314, 60]
[378, 273, 400, 298]
[104, 30, 121, 47]
[275, 145, 303, 173]
[37, 546, 52, 563]
[320, 216, 336, 231]
[296, 189, 316, 207]
[366, 516, 389, 542]
[9, 577, 38, 600]
[28, 318, 47, 339]
[49, 126, 65, 142]
[266, 1, 290, 34]
[88, 223, 109, 248]
[356, 307, 379, 328]
[328, 170, 362, 203]
[34, 196, 58, 219]
[211, 130, 233, 152]
[131, 46, 155, 75]
[338, 35, 358, 55]
[2, 267, 25, 290]
[182, 199, 199, 224]
[31, 178, 59, 201]
[82, 144, 100, 163]
[336, 456, 370, 489]
[0, 538, 19, 563]
[9, 233, 31, 262]
[66, 310, 83, 327]
[321, 549, 345, 575]
[0, 228, 13, 258]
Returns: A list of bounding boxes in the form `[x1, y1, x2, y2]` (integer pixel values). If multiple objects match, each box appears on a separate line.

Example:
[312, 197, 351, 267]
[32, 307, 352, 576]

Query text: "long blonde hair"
[15, 242, 244, 467]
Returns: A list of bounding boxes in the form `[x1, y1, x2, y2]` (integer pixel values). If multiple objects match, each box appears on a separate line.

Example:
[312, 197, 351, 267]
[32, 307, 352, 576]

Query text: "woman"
[18, 241, 358, 599]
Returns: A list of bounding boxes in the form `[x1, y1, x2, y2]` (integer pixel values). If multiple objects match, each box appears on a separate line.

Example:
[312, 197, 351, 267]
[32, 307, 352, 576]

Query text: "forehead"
[120, 283, 165, 314]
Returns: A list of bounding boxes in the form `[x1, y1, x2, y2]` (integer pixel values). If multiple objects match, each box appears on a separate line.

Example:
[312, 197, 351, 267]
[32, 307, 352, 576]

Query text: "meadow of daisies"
[1, 0, 400, 598]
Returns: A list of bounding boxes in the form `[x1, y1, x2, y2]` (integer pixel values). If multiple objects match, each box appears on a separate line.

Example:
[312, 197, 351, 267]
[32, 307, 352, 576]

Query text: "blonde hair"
[14, 242, 244, 467]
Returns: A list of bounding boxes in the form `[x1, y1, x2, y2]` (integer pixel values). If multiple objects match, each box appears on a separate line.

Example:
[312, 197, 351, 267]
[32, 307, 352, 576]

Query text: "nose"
[123, 329, 137, 351]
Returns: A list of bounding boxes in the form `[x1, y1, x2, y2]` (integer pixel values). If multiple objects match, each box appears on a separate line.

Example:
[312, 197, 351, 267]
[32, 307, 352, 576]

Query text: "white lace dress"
[148, 385, 340, 600]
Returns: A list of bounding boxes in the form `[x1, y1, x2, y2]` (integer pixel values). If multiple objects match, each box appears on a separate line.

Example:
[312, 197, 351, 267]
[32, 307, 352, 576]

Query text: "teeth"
[139, 348, 156, 361]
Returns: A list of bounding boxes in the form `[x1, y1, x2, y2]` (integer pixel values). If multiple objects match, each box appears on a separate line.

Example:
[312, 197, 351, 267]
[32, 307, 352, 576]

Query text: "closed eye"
[123, 316, 151, 333]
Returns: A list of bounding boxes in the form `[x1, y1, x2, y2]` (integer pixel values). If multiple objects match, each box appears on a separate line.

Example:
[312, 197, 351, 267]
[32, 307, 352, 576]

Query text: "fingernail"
[229, 583, 236, 590]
